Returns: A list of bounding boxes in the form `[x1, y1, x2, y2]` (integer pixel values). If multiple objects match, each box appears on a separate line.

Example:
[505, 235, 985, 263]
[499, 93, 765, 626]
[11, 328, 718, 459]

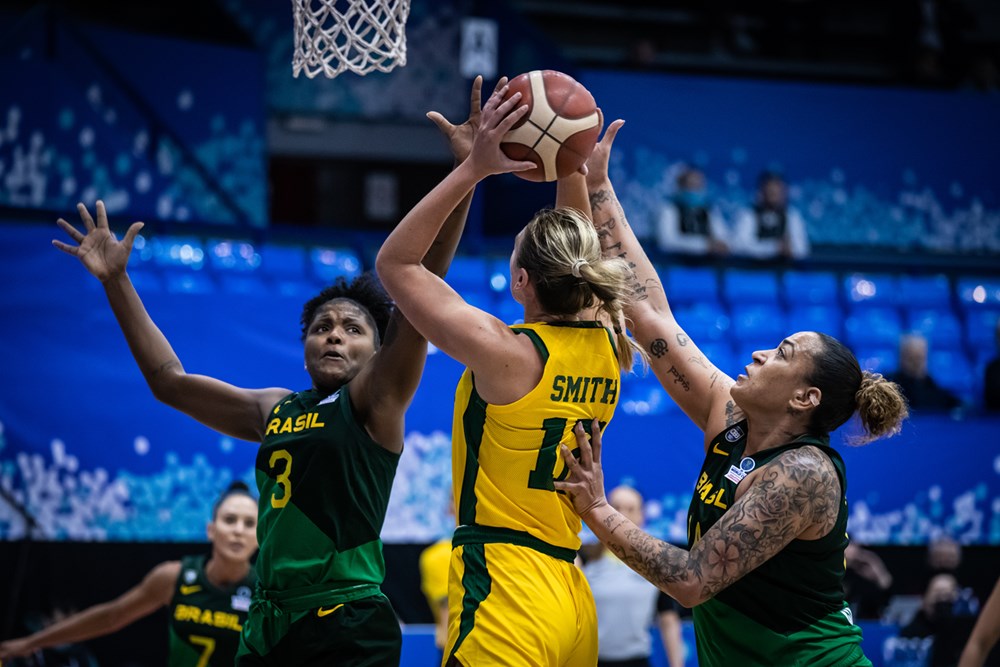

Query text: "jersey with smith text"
[453, 321, 620, 551]
[256, 386, 399, 593]
[168, 554, 256, 667]
[686, 419, 868, 667]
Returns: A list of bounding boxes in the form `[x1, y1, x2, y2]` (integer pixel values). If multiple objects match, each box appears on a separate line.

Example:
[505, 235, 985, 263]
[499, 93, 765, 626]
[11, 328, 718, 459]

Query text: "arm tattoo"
[676, 333, 689, 346]
[690, 446, 840, 600]
[667, 366, 691, 391]
[724, 400, 739, 426]
[688, 356, 708, 369]
[589, 189, 611, 212]
[709, 370, 720, 388]
[650, 338, 668, 358]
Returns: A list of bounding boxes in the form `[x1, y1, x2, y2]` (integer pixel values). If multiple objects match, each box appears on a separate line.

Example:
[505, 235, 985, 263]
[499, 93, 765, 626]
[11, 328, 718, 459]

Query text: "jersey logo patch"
[725, 426, 744, 442]
[183, 569, 198, 584]
[180, 585, 202, 595]
[840, 607, 855, 625]
[712, 443, 730, 456]
[316, 603, 345, 618]
[318, 390, 341, 406]
[231, 586, 252, 612]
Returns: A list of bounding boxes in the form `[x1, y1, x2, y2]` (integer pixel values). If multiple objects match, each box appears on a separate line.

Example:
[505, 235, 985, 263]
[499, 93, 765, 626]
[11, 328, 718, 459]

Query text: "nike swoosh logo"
[712, 443, 730, 456]
[180, 585, 202, 595]
[316, 603, 345, 618]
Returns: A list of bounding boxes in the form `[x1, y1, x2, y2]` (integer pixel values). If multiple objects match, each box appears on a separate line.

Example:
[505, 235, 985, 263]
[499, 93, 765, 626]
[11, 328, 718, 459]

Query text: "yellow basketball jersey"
[452, 320, 620, 552]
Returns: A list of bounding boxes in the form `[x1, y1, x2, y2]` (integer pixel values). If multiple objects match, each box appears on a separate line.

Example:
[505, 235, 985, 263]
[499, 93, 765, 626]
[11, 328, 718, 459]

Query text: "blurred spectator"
[887, 334, 961, 412]
[731, 171, 810, 261]
[844, 541, 894, 619]
[984, 318, 1000, 411]
[419, 534, 451, 656]
[656, 166, 729, 257]
[902, 573, 980, 667]
[583, 485, 685, 667]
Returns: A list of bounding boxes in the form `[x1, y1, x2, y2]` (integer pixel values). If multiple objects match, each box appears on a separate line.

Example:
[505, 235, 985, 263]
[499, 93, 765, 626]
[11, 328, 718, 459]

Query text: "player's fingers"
[95, 200, 109, 229]
[574, 422, 593, 468]
[52, 239, 79, 255]
[509, 160, 537, 173]
[601, 119, 625, 148]
[494, 91, 523, 120]
[469, 75, 483, 115]
[483, 84, 508, 114]
[559, 444, 579, 471]
[590, 419, 603, 464]
[495, 102, 527, 134]
[77, 202, 95, 231]
[491, 76, 508, 96]
[123, 221, 145, 248]
[56, 218, 85, 243]
[426, 111, 455, 134]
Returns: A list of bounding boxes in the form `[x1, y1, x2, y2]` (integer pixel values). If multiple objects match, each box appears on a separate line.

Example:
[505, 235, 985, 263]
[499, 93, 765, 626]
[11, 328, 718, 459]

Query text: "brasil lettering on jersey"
[173, 604, 242, 631]
[263, 412, 326, 436]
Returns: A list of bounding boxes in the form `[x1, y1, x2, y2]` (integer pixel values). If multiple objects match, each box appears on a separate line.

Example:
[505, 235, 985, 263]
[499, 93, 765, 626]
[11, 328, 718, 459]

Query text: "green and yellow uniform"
[237, 386, 401, 666]
[168, 555, 255, 667]
[447, 321, 620, 667]
[687, 420, 871, 667]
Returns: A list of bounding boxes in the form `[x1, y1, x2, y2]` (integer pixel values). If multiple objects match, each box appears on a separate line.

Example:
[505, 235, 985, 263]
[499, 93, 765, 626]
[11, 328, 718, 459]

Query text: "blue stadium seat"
[698, 341, 737, 378]
[897, 274, 952, 309]
[217, 274, 268, 295]
[722, 269, 780, 305]
[783, 270, 838, 306]
[665, 266, 719, 305]
[964, 308, 1000, 353]
[844, 306, 902, 348]
[447, 255, 490, 293]
[788, 304, 844, 339]
[620, 373, 675, 416]
[673, 302, 730, 342]
[928, 348, 974, 403]
[730, 304, 788, 345]
[310, 246, 362, 282]
[843, 273, 898, 307]
[905, 308, 963, 349]
[208, 239, 261, 272]
[260, 244, 307, 280]
[152, 236, 206, 271]
[852, 347, 899, 375]
[957, 277, 1000, 316]
[164, 272, 216, 294]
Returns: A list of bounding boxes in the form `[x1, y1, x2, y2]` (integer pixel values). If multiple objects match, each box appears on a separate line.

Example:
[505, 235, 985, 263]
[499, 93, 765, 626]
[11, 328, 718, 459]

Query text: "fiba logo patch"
[183, 569, 197, 584]
[231, 586, 252, 612]
[725, 426, 744, 442]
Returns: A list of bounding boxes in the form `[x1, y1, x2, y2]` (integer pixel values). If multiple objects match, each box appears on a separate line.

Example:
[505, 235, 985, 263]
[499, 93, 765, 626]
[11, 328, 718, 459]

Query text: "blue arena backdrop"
[576, 70, 1000, 253]
[0, 224, 998, 544]
[0, 11, 266, 227]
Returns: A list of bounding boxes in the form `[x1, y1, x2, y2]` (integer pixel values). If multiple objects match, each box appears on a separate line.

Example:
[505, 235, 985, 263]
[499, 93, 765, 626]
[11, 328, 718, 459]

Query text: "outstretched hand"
[463, 82, 536, 179]
[0, 636, 35, 659]
[428, 75, 508, 164]
[553, 419, 610, 518]
[585, 115, 624, 190]
[53, 201, 144, 283]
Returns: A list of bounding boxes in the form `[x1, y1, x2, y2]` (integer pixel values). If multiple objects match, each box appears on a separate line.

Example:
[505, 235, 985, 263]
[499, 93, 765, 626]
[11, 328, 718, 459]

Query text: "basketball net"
[291, 0, 411, 79]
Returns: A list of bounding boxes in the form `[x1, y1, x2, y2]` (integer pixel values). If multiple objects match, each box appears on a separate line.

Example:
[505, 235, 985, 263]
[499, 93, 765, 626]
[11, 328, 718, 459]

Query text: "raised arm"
[53, 203, 288, 443]
[375, 81, 537, 384]
[584, 121, 740, 441]
[351, 78, 501, 450]
[555, 423, 840, 608]
[0, 561, 179, 660]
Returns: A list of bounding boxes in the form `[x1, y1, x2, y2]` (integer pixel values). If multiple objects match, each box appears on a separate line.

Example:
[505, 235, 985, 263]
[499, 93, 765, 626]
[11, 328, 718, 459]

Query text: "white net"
[291, 0, 411, 79]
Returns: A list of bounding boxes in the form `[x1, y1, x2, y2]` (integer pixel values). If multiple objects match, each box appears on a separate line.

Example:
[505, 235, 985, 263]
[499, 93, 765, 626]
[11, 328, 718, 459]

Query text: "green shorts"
[236, 584, 401, 667]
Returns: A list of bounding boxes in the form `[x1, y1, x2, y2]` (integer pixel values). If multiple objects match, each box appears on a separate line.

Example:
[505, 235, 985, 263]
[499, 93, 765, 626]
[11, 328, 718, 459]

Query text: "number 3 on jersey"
[269, 449, 292, 508]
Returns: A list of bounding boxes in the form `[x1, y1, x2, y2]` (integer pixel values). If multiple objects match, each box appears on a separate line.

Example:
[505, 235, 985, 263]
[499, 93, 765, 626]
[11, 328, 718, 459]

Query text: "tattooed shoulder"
[769, 446, 841, 532]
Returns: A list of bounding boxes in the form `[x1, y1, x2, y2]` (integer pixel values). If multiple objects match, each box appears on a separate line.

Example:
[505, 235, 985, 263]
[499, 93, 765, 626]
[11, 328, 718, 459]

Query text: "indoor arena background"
[1, 1, 998, 665]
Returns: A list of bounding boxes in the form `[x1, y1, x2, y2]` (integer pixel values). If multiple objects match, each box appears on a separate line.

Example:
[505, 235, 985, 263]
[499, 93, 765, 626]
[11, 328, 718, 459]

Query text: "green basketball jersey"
[686, 420, 870, 667]
[167, 555, 255, 667]
[255, 386, 400, 594]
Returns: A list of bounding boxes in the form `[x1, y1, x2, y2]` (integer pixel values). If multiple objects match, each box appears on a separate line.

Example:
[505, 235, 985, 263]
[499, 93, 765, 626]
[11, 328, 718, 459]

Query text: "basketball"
[500, 70, 601, 182]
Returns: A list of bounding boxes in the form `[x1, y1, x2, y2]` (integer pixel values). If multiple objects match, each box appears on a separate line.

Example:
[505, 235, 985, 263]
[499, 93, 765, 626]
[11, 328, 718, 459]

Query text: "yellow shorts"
[444, 537, 597, 667]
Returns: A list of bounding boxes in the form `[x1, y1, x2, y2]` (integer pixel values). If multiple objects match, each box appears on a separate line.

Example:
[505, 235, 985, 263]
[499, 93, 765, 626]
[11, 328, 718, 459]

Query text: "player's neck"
[205, 554, 251, 587]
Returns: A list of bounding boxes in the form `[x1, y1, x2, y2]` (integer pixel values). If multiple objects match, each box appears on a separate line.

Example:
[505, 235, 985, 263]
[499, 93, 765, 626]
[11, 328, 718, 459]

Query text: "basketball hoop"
[291, 0, 411, 79]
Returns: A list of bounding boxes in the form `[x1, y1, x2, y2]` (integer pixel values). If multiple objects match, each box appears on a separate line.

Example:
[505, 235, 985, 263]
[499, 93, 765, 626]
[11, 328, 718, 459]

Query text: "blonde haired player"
[377, 83, 642, 666]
